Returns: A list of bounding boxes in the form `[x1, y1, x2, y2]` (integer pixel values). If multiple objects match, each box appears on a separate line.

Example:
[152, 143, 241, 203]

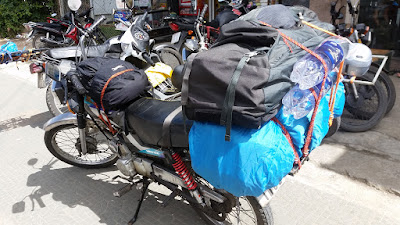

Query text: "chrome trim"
[43, 113, 77, 131]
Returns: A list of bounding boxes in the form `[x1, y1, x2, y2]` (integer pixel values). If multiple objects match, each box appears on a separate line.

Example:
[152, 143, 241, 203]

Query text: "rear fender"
[43, 113, 77, 132]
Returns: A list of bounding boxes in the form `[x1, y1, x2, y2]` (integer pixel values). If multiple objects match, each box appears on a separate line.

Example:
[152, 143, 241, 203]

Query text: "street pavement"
[0, 61, 399, 225]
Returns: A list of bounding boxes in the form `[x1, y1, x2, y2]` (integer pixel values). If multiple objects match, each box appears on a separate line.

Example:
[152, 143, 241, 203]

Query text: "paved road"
[0, 62, 399, 225]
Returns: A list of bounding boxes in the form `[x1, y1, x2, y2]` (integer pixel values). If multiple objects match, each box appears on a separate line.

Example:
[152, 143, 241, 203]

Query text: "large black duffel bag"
[77, 57, 150, 112]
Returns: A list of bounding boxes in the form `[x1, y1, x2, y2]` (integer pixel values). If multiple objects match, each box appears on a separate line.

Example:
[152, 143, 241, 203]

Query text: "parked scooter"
[24, 3, 105, 49]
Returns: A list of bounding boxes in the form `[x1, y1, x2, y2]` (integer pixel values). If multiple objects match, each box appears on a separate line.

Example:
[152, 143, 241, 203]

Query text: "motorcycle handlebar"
[67, 72, 87, 95]
[86, 15, 106, 35]
[199, 4, 208, 21]
[347, 0, 355, 15]
[142, 52, 155, 67]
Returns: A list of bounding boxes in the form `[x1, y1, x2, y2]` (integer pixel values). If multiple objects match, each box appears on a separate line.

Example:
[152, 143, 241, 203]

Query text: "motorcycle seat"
[37, 22, 65, 30]
[47, 44, 111, 59]
[125, 98, 192, 148]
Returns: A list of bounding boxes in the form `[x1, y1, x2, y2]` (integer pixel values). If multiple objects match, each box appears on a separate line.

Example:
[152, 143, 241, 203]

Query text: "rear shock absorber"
[171, 152, 204, 204]
[171, 152, 197, 190]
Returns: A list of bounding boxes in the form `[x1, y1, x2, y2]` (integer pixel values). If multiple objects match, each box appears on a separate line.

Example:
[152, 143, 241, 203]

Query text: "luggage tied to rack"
[187, 5, 347, 197]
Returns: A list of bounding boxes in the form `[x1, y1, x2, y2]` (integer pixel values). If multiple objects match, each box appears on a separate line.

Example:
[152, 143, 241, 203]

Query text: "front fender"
[43, 113, 77, 132]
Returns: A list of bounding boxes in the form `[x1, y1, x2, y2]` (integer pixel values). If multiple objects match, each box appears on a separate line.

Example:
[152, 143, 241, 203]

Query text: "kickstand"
[128, 179, 150, 225]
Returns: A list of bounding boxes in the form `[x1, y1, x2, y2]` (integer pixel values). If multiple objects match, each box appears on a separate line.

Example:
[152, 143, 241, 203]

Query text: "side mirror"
[149, 39, 155, 50]
[68, 0, 82, 11]
[125, 0, 134, 9]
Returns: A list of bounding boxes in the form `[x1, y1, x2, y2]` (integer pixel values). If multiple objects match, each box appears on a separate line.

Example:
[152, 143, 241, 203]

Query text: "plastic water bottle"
[290, 37, 347, 90]
[282, 71, 337, 119]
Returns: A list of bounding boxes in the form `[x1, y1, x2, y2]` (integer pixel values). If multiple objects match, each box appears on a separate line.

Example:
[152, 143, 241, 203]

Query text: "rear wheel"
[32, 34, 48, 49]
[189, 177, 274, 225]
[325, 117, 341, 138]
[370, 63, 396, 114]
[44, 123, 118, 168]
[340, 73, 388, 132]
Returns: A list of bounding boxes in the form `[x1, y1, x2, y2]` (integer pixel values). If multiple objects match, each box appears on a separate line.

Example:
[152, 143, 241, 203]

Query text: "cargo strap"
[220, 49, 267, 141]
[272, 118, 301, 168]
[161, 106, 182, 147]
[99, 69, 134, 134]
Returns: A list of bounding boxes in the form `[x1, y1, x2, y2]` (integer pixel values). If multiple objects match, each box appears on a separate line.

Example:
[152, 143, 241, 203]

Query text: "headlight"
[121, 43, 131, 53]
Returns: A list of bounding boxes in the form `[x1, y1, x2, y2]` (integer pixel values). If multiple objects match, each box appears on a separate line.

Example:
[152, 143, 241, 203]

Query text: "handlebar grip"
[200, 4, 208, 19]
[86, 15, 106, 34]
[67, 72, 87, 95]
[142, 53, 155, 67]
[347, 0, 354, 14]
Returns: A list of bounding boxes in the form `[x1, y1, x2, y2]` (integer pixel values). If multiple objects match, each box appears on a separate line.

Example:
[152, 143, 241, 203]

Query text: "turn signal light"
[188, 30, 193, 35]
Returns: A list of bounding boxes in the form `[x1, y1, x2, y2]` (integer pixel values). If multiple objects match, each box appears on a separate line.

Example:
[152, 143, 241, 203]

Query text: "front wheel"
[155, 47, 183, 70]
[44, 123, 118, 168]
[46, 84, 69, 116]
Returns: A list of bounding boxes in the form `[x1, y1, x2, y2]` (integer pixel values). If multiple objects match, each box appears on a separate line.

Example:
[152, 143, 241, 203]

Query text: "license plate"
[171, 32, 181, 44]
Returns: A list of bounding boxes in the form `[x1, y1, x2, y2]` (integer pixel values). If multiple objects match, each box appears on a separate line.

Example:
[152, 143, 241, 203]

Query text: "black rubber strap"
[181, 53, 198, 106]
[162, 106, 182, 147]
[220, 51, 265, 141]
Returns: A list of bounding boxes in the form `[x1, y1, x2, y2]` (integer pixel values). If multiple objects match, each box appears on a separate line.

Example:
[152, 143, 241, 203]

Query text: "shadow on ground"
[12, 158, 204, 225]
[0, 111, 53, 133]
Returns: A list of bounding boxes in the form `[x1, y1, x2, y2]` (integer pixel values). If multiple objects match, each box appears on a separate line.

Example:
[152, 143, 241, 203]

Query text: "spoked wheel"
[340, 73, 388, 132]
[46, 84, 69, 116]
[188, 177, 273, 225]
[156, 47, 183, 70]
[44, 123, 118, 168]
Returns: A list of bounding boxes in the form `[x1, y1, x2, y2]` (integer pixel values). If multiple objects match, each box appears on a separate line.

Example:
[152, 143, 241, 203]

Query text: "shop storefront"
[358, 0, 399, 55]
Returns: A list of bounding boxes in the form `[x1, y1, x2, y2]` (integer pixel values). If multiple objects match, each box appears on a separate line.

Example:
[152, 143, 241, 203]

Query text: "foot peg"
[113, 183, 133, 198]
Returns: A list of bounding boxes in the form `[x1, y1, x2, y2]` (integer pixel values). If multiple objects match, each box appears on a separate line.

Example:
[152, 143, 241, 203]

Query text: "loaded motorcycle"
[41, 46, 275, 225]
[30, 0, 183, 116]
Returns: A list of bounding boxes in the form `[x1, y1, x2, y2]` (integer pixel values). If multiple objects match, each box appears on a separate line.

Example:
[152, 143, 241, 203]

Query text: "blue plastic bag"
[276, 82, 345, 157]
[189, 120, 295, 197]
[0, 41, 18, 53]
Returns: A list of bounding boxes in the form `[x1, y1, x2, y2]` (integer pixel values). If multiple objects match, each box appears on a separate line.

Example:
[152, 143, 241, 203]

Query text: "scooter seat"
[47, 43, 110, 59]
[125, 98, 192, 148]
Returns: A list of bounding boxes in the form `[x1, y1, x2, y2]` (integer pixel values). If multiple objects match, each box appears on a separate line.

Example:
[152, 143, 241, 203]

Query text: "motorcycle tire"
[44, 123, 118, 168]
[370, 62, 396, 114]
[187, 177, 273, 225]
[325, 117, 341, 138]
[155, 47, 183, 70]
[340, 73, 388, 132]
[32, 34, 48, 49]
[46, 84, 69, 116]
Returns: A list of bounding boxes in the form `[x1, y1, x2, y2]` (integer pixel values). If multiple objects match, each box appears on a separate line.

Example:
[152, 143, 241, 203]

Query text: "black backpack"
[77, 57, 150, 112]
[181, 6, 333, 141]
